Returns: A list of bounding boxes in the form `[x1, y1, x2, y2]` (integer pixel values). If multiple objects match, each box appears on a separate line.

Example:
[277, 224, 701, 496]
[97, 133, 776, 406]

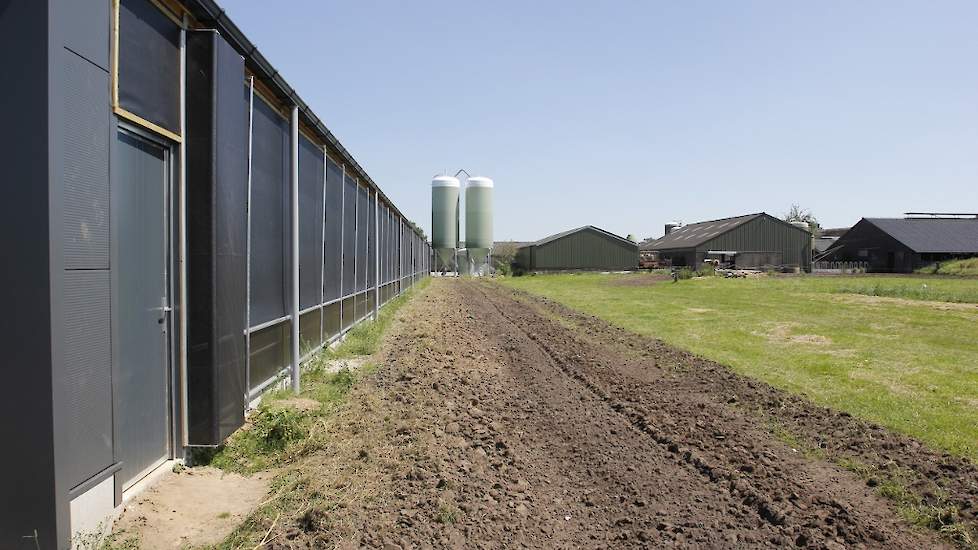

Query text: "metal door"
[115, 129, 171, 490]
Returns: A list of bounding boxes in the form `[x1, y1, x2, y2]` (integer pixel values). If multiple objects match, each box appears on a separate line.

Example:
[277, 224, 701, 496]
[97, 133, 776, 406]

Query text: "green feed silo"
[465, 176, 494, 273]
[431, 176, 460, 270]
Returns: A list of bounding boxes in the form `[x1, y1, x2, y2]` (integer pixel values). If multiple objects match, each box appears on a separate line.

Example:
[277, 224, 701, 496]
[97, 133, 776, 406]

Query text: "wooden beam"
[115, 107, 183, 143]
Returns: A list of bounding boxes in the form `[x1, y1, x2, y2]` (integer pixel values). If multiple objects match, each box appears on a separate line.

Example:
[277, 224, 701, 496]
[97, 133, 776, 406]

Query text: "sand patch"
[111, 466, 271, 549]
[609, 274, 670, 287]
[275, 396, 323, 412]
[756, 322, 832, 346]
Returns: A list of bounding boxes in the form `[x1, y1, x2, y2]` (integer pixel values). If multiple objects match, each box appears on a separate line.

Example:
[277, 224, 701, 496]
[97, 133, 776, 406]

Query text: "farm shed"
[1, 0, 430, 546]
[514, 226, 638, 271]
[820, 216, 978, 273]
[647, 213, 812, 271]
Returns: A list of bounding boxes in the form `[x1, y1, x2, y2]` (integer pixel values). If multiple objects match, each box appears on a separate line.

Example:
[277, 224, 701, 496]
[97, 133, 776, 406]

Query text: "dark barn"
[822, 216, 978, 273]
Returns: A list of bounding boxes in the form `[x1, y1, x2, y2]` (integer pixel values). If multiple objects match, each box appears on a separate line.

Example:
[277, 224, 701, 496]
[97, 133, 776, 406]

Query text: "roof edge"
[184, 0, 428, 243]
[526, 225, 637, 248]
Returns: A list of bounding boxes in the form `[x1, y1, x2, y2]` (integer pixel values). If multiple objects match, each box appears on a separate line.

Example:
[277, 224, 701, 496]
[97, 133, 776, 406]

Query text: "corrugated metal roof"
[813, 236, 839, 253]
[525, 226, 635, 248]
[646, 213, 762, 250]
[865, 218, 978, 253]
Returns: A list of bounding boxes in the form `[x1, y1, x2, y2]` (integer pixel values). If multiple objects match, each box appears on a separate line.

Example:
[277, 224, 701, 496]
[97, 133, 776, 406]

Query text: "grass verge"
[765, 422, 976, 548]
[916, 257, 978, 277]
[499, 273, 978, 460]
[201, 280, 428, 474]
[831, 281, 978, 304]
[196, 279, 428, 547]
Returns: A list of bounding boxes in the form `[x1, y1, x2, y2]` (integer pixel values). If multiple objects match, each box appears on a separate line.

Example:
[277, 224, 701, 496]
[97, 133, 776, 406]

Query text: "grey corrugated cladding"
[648, 214, 760, 250]
[862, 218, 978, 253]
[516, 226, 638, 270]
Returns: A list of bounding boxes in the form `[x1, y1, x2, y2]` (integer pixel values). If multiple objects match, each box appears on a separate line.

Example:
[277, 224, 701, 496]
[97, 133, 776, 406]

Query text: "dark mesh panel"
[388, 210, 393, 283]
[341, 297, 355, 330]
[298, 308, 321, 355]
[185, 30, 247, 445]
[356, 186, 368, 292]
[385, 205, 392, 283]
[298, 136, 324, 309]
[392, 214, 400, 282]
[402, 220, 409, 276]
[323, 302, 341, 341]
[118, 0, 180, 133]
[376, 202, 384, 285]
[367, 192, 376, 289]
[249, 322, 288, 391]
[342, 176, 357, 296]
[249, 97, 288, 325]
[323, 158, 342, 302]
[380, 205, 388, 283]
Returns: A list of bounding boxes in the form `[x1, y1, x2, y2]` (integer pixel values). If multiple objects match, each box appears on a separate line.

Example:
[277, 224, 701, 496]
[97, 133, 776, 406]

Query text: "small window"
[117, 0, 182, 135]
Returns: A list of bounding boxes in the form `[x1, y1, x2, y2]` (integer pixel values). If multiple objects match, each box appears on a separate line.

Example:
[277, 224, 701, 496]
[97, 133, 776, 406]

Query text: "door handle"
[155, 305, 172, 324]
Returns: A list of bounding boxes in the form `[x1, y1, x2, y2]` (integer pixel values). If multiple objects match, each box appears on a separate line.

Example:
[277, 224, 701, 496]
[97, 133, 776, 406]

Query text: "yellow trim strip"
[112, 0, 120, 107]
[115, 107, 183, 143]
[148, 0, 186, 28]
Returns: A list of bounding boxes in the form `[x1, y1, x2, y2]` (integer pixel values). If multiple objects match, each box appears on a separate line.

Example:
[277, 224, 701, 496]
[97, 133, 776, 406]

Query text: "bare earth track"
[268, 279, 974, 549]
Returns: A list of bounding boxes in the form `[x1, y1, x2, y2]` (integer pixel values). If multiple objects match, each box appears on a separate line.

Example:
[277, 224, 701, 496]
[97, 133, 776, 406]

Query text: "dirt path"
[111, 467, 271, 548]
[267, 279, 970, 549]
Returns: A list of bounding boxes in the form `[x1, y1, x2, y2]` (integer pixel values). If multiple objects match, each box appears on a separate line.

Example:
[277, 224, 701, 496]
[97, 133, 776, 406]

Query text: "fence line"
[812, 260, 868, 273]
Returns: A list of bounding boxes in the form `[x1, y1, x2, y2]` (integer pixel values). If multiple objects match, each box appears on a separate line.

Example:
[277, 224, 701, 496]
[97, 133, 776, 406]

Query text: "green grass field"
[917, 257, 978, 277]
[499, 273, 978, 460]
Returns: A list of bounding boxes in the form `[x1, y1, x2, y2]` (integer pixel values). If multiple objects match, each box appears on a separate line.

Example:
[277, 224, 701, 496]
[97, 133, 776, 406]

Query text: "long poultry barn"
[1, 0, 431, 546]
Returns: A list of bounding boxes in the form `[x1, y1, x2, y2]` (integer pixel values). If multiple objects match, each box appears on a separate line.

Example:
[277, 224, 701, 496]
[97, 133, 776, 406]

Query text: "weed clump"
[837, 459, 975, 547]
[252, 407, 307, 451]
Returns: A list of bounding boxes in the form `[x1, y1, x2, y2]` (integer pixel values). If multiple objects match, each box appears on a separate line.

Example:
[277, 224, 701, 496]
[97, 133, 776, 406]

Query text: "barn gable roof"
[863, 218, 978, 254]
[646, 213, 769, 250]
[526, 226, 635, 248]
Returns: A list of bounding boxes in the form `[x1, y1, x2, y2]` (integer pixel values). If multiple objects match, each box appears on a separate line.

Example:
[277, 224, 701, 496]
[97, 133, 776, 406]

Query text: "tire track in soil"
[464, 280, 949, 549]
[491, 281, 978, 545]
[267, 279, 952, 549]
[473, 282, 804, 531]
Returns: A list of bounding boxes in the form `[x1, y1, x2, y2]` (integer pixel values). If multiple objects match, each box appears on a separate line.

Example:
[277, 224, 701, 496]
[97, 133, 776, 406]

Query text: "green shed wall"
[699, 215, 811, 270]
[523, 229, 638, 271]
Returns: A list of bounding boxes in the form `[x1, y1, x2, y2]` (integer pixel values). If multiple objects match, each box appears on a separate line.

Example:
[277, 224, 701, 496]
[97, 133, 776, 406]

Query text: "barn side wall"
[701, 216, 811, 270]
[533, 230, 638, 271]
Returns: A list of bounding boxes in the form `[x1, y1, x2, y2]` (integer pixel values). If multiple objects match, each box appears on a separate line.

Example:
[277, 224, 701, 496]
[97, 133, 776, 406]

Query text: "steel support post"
[290, 106, 300, 393]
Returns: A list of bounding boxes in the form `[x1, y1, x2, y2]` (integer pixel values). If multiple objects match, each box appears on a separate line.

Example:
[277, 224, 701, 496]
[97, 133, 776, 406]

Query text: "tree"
[626, 234, 638, 243]
[783, 204, 819, 233]
[407, 221, 428, 241]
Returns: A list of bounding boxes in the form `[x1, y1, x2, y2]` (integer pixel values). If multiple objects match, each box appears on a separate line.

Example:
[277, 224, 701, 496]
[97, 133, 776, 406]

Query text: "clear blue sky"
[220, 0, 978, 241]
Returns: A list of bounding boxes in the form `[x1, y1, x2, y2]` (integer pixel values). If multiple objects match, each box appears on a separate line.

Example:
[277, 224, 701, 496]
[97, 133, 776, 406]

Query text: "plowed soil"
[268, 279, 975, 549]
